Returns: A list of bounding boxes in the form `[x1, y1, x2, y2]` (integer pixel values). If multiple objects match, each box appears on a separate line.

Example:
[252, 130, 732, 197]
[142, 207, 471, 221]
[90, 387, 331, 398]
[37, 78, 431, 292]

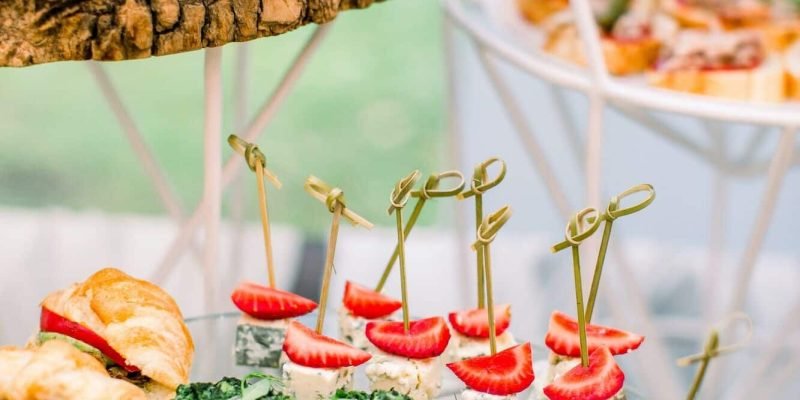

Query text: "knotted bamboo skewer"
[228, 134, 282, 288]
[375, 170, 465, 292]
[304, 176, 373, 333]
[458, 158, 507, 309]
[388, 170, 422, 332]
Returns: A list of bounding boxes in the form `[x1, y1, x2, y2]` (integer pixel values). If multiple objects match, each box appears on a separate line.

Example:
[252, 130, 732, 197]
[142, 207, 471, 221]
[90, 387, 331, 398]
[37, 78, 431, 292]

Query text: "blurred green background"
[0, 0, 444, 231]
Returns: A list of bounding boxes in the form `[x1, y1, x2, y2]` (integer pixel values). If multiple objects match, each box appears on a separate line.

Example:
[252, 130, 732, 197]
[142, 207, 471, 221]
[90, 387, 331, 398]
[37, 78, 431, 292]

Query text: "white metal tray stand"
[442, 1, 799, 399]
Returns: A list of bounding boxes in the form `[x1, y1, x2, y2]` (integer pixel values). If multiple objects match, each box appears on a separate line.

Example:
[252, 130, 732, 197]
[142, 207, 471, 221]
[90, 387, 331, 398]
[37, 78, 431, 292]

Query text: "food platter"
[185, 312, 645, 399]
[443, 0, 800, 126]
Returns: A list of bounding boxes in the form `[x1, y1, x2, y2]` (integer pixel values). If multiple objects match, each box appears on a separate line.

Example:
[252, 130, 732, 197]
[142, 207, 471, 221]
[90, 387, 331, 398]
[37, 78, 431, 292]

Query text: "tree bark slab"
[0, 0, 381, 67]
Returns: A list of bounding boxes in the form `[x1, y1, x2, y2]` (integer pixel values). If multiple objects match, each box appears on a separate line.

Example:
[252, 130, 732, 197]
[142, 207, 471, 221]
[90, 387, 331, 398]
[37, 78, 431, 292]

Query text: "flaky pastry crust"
[40, 268, 194, 392]
[0, 341, 147, 400]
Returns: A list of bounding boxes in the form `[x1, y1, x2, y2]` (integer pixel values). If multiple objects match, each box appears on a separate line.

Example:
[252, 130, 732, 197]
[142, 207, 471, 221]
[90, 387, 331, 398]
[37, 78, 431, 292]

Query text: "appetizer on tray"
[517, 0, 569, 25]
[227, 135, 319, 369]
[542, 0, 674, 75]
[649, 29, 785, 101]
[0, 340, 148, 400]
[538, 184, 654, 400]
[364, 171, 452, 400]
[33, 267, 194, 399]
[348, 170, 463, 352]
[278, 175, 374, 400]
[447, 202, 533, 400]
[449, 161, 517, 362]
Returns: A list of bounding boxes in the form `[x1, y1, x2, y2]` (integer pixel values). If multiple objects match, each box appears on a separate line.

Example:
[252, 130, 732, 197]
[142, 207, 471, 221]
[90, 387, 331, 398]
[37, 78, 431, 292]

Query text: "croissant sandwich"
[0, 340, 147, 400]
[31, 268, 194, 399]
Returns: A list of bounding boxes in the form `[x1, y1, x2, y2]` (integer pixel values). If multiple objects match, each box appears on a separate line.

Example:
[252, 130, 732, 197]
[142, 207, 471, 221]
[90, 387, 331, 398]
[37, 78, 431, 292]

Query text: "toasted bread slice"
[517, 0, 570, 25]
[543, 23, 660, 75]
[649, 55, 785, 102]
[784, 41, 800, 99]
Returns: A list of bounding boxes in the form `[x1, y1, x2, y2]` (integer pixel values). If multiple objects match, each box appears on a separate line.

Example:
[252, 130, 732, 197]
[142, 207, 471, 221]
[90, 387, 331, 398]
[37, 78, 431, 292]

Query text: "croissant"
[0, 340, 147, 400]
[39, 267, 194, 396]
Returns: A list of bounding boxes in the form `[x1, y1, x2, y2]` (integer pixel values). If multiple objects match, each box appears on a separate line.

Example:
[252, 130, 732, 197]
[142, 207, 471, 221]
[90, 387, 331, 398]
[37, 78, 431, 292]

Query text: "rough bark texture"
[0, 0, 381, 67]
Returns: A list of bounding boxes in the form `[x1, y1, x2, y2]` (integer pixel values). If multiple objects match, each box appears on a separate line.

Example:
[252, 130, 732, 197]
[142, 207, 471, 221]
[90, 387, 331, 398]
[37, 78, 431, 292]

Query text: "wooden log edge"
[0, 0, 382, 67]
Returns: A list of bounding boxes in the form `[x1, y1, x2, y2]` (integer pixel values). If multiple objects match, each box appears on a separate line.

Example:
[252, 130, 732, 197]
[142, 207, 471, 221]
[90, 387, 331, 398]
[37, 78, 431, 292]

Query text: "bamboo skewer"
[304, 176, 373, 334]
[388, 170, 421, 332]
[677, 313, 752, 400]
[227, 134, 282, 288]
[375, 170, 464, 292]
[471, 205, 512, 355]
[550, 185, 654, 366]
[458, 158, 507, 309]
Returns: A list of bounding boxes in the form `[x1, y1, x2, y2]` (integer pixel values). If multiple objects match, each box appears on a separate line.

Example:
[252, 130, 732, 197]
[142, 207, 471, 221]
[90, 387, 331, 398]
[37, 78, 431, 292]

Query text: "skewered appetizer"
[364, 171, 452, 400]
[227, 135, 321, 369]
[280, 320, 372, 400]
[447, 343, 535, 400]
[232, 282, 318, 368]
[340, 281, 402, 351]
[0, 340, 147, 400]
[541, 1, 675, 75]
[33, 267, 194, 399]
[650, 29, 785, 101]
[364, 317, 451, 400]
[447, 305, 517, 361]
[539, 311, 643, 398]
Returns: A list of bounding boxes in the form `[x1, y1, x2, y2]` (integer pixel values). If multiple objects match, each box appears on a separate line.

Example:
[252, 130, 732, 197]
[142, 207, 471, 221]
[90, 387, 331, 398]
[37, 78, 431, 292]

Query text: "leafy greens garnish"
[174, 376, 290, 400]
[331, 389, 412, 400]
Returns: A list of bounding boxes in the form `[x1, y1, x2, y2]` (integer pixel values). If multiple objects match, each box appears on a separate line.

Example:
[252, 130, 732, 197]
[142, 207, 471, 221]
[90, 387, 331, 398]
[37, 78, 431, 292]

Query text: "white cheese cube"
[449, 331, 517, 362]
[338, 308, 370, 351]
[282, 359, 354, 400]
[365, 351, 442, 400]
[234, 314, 289, 368]
[462, 389, 517, 400]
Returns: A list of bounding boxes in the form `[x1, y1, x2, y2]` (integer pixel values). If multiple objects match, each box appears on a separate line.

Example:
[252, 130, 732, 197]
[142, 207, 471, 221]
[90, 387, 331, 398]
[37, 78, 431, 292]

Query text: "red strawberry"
[544, 311, 644, 357]
[366, 317, 451, 359]
[446, 343, 535, 395]
[543, 347, 624, 400]
[343, 281, 402, 319]
[448, 304, 512, 338]
[231, 281, 317, 320]
[283, 320, 371, 368]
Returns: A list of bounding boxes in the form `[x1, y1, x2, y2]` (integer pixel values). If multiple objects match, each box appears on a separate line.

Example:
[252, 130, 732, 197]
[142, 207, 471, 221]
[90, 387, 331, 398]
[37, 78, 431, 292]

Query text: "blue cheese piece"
[365, 351, 442, 400]
[234, 314, 289, 368]
[338, 308, 370, 351]
[461, 389, 517, 400]
[448, 331, 517, 362]
[282, 359, 354, 400]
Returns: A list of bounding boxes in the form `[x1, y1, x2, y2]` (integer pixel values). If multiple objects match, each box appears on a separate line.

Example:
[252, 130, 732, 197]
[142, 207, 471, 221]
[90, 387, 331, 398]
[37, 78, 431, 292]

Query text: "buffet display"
[515, 0, 800, 101]
[0, 135, 749, 400]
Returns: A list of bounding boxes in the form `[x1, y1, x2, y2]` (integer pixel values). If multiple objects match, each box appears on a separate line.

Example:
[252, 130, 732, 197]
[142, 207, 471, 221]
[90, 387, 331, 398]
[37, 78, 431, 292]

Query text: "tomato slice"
[40, 306, 139, 373]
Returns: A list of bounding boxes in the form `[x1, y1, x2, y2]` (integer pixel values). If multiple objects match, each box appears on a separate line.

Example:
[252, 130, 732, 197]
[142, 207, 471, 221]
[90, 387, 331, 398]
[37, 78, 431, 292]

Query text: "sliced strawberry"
[543, 347, 624, 400]
[231, 281, 318, 320]
[40, 307, 140, 373]
[366, 317, 451, 359]
[448, 304, 512, 338]
[283, 320, 371, 368]
[544, 311, 644, 357]
[343, 281, 402, 319]
[446, 342, 534, 395]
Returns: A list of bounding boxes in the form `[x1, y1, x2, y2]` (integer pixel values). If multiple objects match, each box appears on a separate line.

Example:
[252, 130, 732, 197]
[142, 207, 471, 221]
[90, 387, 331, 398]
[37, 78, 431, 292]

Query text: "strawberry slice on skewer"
[283, 320, 371, 368]
[448, 304, 512, 338]
[447, 342, 535, 395]
[543, 346, 625, 400]
[366, 317, 451, 358]
[231, 281, 318, 320]
[545, 311, 644, 357]
[343, 281, 402, 319]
